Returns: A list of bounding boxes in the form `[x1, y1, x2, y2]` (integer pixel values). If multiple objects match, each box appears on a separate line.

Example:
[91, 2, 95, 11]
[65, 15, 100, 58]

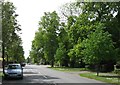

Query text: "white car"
[4, 64, 23, 79]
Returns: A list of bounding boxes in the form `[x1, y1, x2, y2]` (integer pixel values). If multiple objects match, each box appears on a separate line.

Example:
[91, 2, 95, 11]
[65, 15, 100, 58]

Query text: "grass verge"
[49, 67, 87, 72]
[80, 72, 119, 84]
[50, 67, 119, 84]
[0, 72, 3, 77]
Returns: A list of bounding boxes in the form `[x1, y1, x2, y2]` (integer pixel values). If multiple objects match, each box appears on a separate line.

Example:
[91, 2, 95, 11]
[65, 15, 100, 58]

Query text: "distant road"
[2, 64, 110, 85]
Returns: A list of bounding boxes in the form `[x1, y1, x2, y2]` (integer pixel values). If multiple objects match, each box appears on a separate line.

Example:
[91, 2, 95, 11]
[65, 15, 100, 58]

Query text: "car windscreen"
[8, 65, 21, 69]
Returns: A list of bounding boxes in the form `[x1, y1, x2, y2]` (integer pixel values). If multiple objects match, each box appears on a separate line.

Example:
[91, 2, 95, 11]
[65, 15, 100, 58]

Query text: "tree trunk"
[97, 69, 99, 76]
[2, 43, 5, 74]
[96, 64, 100, 76]
[51, 60, 54, 67]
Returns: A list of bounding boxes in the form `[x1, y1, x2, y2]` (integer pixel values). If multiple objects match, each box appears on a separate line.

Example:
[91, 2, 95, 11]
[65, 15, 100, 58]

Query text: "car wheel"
[20, 76, 23, 79]
[3, 75, 7, 80]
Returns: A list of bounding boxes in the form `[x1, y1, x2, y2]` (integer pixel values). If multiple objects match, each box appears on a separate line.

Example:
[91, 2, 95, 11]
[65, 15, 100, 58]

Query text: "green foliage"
[50, 67, 86, 72]
[2, 1, 24, 63]
[67, 13, 99, 67]
[30, 2, 120, 70]
[80, 72, 118, 84]
[30, 11, 60, 67]
[0, 1, 2, 52]
[55, 43, 67, 66]
[82, 23, 116, 64]
[79, 2, 120, 48]
[68, 39, 83, 66]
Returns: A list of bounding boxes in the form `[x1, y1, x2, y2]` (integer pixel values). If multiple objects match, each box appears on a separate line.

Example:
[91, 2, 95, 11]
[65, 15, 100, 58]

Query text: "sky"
[7, 0, 75, 59]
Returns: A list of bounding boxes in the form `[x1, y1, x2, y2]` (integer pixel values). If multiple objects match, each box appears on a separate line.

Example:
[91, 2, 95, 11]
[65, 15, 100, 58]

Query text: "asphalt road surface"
[2, 64, 111, 85]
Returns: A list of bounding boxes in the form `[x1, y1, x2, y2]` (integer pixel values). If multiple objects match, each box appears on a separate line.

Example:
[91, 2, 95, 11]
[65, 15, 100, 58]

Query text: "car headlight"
[17, 70, 22, 74]
[4, 70, 8, 74]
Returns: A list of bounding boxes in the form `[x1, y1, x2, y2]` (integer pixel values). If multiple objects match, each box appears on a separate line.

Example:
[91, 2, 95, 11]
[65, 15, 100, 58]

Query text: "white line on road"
[43, 75, 48, 79]
[38, 72, 48, 79]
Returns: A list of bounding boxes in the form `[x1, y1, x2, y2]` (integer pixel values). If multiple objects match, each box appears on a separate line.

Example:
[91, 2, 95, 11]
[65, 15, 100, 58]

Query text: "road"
[2, 64, 110, 85]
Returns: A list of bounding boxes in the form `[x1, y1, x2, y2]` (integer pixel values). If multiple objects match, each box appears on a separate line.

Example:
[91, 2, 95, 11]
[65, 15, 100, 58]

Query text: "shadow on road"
[2, 73, 113, 85]
[2, 74, 60, 85]
[23, 74, 60, 80]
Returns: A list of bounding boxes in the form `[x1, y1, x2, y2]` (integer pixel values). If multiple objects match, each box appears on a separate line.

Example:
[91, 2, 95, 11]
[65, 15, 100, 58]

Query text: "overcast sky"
[7, 0, 75, 59]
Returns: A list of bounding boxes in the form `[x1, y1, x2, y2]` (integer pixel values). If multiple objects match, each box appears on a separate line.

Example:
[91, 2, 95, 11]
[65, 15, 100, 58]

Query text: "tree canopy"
[30, 2, 120, 71]
[2, 1, 25, 63]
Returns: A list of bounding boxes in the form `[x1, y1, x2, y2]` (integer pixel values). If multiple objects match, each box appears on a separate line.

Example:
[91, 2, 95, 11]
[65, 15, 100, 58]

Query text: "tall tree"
[77, 2, 120, 54]
[31, 11, 60, 67]
[41, 11, 59, 67]
[54, 22, 70, 67]
[82, 23, 117, 76]
[67, 13, 97, 67]
[0, 1, 2, 52]
[2, 1, 24, 64]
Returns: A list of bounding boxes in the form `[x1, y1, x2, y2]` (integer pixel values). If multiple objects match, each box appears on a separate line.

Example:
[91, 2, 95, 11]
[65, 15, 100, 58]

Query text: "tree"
[31, 11, 60, 67]
[40, 11, 60, 67]
[82, 23, 117, 76]
[59, 2, 82, 23]
[68, 38, 85, 68]
[2, 1, 24, 64]
[54, 22, 70, 67]
[55, 43, 66, 67]
[30, 2, 120, 69]
[66, 13, 98, 67]
[0, 1, 2, 52]
[76, 2, 120, 57]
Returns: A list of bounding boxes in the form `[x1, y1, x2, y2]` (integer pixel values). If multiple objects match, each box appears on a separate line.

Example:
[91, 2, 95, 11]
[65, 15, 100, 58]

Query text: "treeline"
[2, 1, 25, 64]
[30, 2, 120, 72]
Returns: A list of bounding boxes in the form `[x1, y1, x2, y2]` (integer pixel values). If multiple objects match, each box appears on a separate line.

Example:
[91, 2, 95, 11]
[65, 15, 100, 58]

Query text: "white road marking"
[38, 72, 48, 79]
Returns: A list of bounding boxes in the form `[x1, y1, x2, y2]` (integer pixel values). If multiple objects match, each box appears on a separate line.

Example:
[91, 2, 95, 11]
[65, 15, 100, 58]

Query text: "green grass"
[80, 72, 119, 84]
[0, 72, 3, 77]
[50, 67, 119, 84]
[49, 67, 87, 72]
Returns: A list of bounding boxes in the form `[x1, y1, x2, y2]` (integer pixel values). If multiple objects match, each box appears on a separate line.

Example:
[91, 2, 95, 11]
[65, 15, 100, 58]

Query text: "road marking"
[38, 72, 48, 79]
[43, 75, 47, 79]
